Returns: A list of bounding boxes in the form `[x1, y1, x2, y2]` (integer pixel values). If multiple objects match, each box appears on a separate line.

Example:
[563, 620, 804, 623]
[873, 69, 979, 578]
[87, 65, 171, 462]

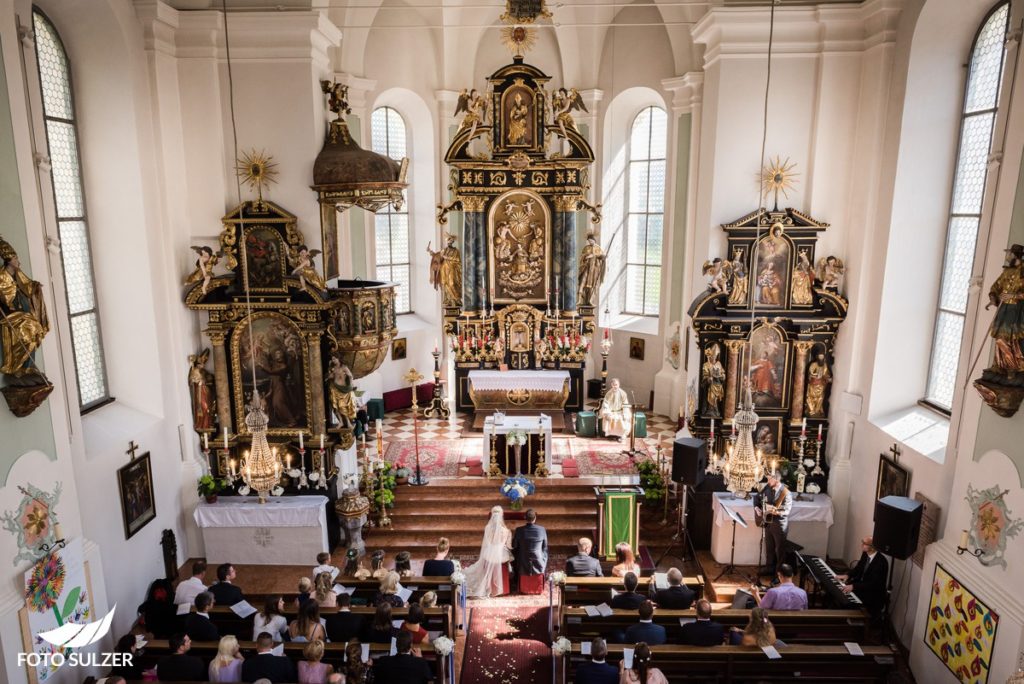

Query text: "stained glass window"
[623, 106, 666, 316]
[33, 9, 109, 410]
[370, 107, 411, 314]
[925, 2, 1009, 411]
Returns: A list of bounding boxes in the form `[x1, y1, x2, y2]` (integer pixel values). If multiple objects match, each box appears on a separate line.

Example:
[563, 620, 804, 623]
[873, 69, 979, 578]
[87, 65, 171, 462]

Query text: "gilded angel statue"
[319, 80, 351, 118]
[290, 245, 325, 292]
[816, 255, 846, 292]
[551, 87, 587, 140]
[702, 258, 731, 295]
[185, 245, 222, 295]
[455, 88, 488, 141]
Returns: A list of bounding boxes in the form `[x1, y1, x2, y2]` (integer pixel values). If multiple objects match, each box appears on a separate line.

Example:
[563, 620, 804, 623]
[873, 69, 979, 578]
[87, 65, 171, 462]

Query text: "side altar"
[433, 54, 604, 414]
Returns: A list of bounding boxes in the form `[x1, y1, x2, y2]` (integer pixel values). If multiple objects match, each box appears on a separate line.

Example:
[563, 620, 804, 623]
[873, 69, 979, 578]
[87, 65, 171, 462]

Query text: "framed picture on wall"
[629, 337, 645, 360]
[876, 453, 910, 500]
[118, 453, 156, 540]
[392, 337, 407, 360]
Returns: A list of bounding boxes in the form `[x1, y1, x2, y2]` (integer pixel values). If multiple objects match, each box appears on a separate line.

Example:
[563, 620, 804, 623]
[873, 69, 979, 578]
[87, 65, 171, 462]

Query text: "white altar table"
[194, 496, 329, 565]
[468, 369, 570, 391]
[483, 415, 554, 474]
[468, 370, 570, 410]
[710, 492, 834, 565]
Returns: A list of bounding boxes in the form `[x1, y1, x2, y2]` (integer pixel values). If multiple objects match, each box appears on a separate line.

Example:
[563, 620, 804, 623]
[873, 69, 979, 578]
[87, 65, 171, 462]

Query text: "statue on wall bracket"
[974, 243, 1024, 417]
[0, 236, 53, 417]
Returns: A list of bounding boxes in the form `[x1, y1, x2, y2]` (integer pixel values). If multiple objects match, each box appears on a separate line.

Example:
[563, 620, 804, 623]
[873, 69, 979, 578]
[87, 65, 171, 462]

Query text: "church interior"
[1, 0, 1023, 681]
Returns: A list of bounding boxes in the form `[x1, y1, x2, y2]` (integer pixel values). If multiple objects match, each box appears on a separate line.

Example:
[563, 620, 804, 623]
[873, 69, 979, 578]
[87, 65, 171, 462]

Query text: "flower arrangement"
[806, 483, 821, 494]
[433, 636, 455, 656]
[549, 571, 566, 586]
[505, 429, 528, 447]
[196, 474, 225, 502]
[803, 458, 816, 468]
[551, 636, 572, 656]
[500, 474, 535, 510]
[541, 330, 591, 362]
[450, 571, 466, 586]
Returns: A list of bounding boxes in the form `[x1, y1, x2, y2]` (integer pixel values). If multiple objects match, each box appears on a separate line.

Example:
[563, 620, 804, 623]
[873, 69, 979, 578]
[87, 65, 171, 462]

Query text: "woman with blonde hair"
[208, 635, 243, 682]
[314, 571, 337, 608]
[296, 576, 314, 609]
[618, 642, 667, 683]
[289, 599, 327, 642]
[373, 570, 405, 607]
[733, 607, 786, 648]
[345, 640, 373, 684]
[611, 542, 641, 578]
[297, 639, 335, 684]
[419, 590, 438, 608]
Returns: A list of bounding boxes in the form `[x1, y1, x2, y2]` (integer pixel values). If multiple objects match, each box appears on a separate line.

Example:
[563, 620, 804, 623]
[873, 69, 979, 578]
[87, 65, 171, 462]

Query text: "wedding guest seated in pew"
[610, 572, 646, 610]
[107, 634, 143, 681]
[241, 632, 296, 683]
[210, 563, 244, 607]
[566, 537, 603, 577]
[209, 635, 243, 683]
[574, 637, 617, 684]
[618, 642, 668, 684]
[373, 630, 434, 684]
[751, 563, 807, 611]
[422, 537, 456, 576]
[649, 567, 694, 609]
[366, 602, 399, 644]
[370, 549, 388, 579]
[624, 601, 666, 646]
[289, 600, 327, 642]
[140, 578, 177, 638]
[174, 561, 209, 608]
[395, 551, 414, 578]
[730, 607, 786, 649]
[343, 548, 360, 577]
[375, 570, 406, 607]
[611, 542, 641, 578]
[184, 591, 219, 642]
[296, 577, 314, 609]
[325, 592, 364, 643]
[419, 590, 438, 608]
[314, 571, 337, 608]
[345, 640, 373, 684]
[400, 603, 430, 647]
[313, 551, 340, 581]
[157, 633, 205, 682]
[253, 595, 288, 642]
[679, 599, 725, 646]
[298, 639, 337, 684]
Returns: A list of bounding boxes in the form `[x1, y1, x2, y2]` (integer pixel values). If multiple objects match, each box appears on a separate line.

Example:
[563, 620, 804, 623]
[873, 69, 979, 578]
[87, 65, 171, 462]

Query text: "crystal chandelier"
[720, 387, 766, 495]
[238, 391, 282, 504]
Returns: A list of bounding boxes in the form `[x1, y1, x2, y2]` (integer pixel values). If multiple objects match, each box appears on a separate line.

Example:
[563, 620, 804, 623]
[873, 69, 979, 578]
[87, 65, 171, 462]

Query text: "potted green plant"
[634, 459, 665, 505]
[371, 462, 397, 512]
[197, 474, 224, 504]
[394, 466, 411, 485]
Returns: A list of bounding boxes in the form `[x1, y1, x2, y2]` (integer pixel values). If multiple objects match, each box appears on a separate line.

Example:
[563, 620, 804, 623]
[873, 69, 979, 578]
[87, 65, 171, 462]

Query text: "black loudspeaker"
[672, 438, 706, 486]
[872, 496, 923, 560]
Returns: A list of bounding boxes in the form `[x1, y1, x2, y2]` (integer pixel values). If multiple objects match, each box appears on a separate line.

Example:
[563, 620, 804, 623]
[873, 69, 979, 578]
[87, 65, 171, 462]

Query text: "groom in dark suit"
[512, 509, 548, 594]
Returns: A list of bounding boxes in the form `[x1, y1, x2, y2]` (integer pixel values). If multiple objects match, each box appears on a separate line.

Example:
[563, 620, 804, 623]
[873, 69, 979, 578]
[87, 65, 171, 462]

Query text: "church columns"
[306, 331, 326, 436]
[208, 331, 233, 434]
[790, 341, 813, 425]
[554, 196, 578, 313]
[723, 339, 744, 422]
[460, 196, 486, 311]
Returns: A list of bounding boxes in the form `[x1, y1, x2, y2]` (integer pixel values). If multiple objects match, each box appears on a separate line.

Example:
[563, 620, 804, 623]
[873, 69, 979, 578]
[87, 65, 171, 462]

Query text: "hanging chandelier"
[719, 387, 767, 495]
[237, 392, 282, 504]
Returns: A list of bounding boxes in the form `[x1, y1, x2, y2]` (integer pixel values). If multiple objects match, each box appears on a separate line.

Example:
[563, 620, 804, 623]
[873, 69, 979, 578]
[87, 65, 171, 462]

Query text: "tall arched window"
[370, 106, 411, 314]
[624, 106, 667, 316]
[924, 2, 1010, 411]
[33, 9, 109, 410]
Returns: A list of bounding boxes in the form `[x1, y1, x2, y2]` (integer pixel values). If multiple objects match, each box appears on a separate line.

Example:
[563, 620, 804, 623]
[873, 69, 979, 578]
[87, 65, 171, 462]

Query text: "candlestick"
[434, 338, 439, 353]
[770, 458, 777, 475]
[203, 432, 209, 450]
[817, 424, 823, 441]
[320, 433, 325, 450]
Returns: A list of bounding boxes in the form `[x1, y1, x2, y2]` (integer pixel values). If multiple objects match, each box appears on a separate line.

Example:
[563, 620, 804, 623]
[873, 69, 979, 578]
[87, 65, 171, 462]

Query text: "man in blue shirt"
[752, 564, 807, 610]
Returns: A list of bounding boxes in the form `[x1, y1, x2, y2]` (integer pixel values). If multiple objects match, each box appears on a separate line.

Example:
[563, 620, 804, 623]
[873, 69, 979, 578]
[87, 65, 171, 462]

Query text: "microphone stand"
[620, 390, 644, 460]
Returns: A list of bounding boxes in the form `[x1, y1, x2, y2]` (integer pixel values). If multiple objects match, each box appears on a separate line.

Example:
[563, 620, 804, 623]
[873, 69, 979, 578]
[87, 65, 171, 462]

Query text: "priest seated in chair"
[599, 378, 632, 441]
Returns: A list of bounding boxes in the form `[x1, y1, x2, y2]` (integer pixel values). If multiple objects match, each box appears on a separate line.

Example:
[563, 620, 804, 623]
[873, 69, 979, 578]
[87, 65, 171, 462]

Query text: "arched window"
[33, 9, 109, 410]
[370, 106, 411, 314]
[624, 106, 667, 316]
[924, 2, 1010, 412]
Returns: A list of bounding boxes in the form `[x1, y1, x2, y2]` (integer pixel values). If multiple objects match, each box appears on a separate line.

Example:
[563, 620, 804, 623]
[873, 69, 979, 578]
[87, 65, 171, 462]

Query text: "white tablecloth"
[482, 415, 554, 451]
[711, 492, 834, 564]
[194, 496, 329, 528]
[468, 370, 570, 391]
[194, 496, 330, 565]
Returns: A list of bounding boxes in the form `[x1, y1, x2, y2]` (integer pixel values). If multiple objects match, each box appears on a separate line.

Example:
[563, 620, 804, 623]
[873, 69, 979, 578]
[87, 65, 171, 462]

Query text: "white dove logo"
[38, 604, 117, 648]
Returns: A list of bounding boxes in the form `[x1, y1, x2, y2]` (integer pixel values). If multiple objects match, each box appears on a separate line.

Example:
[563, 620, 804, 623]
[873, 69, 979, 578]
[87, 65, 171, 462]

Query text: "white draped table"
[710, 492, 834, 565]
[468, 370, 570, 391]
[482, 414, 554, 470]
[194, 496, 329, 565]
[468, 370, 571, 410]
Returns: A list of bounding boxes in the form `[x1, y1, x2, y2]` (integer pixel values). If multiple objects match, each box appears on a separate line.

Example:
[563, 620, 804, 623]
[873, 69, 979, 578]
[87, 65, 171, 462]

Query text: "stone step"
[363, 528, 594, 548]
[382, 512, 596, 526]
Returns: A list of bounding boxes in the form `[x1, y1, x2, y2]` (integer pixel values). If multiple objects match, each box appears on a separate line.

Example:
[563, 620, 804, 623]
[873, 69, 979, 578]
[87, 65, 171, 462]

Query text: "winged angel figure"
[291, 245, 325, 292]
[551, 87, 588, 140]
[184, 246, 222, 295]
[702, 258, 732, 295]
[455, 88, 489, 143]
[815, 255, 846, 293]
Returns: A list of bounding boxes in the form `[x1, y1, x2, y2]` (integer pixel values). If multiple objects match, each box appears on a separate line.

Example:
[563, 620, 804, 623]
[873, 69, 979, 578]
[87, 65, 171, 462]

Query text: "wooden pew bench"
[559, 607, 872, 645]
[203, 604, 452, 641]
[240, 575, 460, 607]
[560, 575, 705, 605]
[564, 643, 897, 683]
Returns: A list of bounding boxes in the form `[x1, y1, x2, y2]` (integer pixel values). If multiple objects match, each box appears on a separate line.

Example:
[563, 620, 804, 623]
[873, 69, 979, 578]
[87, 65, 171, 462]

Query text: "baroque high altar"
[436, 55, 601, 413]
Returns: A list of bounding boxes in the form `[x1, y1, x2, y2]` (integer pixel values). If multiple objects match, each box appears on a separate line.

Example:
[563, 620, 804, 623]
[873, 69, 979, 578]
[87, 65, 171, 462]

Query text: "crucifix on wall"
[126, 441, 141, 461]
[889, 443, 901, 463]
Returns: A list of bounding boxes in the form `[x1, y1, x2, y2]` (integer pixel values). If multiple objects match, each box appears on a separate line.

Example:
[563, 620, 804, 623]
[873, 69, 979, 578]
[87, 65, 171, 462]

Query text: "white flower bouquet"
[506, 429, 528, 447]
[549, 571, 566, 586]
[552, 637, 572, 656]
[803, 459, 816, 468]
[450, 571, 466, 586]
[433, 636, 455, 656]
[806, 483, 821, 494]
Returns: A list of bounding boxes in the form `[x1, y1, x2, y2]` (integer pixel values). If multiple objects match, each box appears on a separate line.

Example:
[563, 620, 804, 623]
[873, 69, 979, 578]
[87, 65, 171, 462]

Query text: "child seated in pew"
[296, 577, 314, 609]
[254, 595, 288, 642]
[619, 642, 668, 684]
[418, 591, 438, 608]
[313, 552, 340, 582]
[314, 571, 337, 608]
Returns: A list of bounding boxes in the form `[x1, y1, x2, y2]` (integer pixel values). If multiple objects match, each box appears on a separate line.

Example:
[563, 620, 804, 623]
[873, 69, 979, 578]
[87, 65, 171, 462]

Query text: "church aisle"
[460, 597, 553, 684]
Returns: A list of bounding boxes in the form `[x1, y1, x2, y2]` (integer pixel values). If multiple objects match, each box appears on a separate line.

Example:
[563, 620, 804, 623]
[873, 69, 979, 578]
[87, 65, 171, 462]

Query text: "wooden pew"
[138, 639, 442, 680]
[564, 643, 897, 683]
[202, 605, 452, 641]
[559, 607, 872, 645]
[557, 575, 705, 627]
[239, 575, 459, 608]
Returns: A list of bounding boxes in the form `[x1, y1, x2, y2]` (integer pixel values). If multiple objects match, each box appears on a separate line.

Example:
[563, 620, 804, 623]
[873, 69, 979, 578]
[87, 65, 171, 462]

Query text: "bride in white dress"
[463, 505, 513, 598]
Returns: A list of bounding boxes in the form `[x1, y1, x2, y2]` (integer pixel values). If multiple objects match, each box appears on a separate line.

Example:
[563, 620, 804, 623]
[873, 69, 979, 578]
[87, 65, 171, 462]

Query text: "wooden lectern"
[596, 486, 643, 561]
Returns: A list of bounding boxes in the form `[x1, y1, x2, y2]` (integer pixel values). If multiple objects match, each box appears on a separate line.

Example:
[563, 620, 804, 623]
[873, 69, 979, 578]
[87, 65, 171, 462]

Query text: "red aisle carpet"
[460, 605, 552, 684]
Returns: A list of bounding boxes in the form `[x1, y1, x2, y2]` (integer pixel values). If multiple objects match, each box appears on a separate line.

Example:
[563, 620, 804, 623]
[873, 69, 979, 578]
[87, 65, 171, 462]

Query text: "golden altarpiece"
[439, 56, 600, 413]
[688, 207, 848, 490]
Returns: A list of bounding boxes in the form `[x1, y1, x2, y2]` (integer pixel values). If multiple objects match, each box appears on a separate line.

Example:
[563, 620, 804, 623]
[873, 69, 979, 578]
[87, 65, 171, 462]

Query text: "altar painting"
[925, 563, 998, 684]
[233, 313, 309, 432]
[490, 191, 549, 303]
[745, 324, 788, 409]
[242, 226, 287, 291]
[753, 225, 790, 307]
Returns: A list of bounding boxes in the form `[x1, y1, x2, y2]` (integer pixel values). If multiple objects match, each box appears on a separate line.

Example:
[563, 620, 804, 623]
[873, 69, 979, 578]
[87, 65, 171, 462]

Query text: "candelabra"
[403, 367, 429, 486]
[705, 389, 766, 497]
[424, 348, 451, 419]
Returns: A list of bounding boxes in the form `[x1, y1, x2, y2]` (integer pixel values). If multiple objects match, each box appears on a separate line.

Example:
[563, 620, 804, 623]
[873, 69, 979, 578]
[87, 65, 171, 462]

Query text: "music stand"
[620, 394, 644, 461]
[713, 499, 752, 583]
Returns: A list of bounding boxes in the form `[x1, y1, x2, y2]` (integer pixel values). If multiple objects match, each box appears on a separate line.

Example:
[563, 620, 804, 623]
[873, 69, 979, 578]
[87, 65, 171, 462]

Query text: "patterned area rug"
[460, 605, 552, 684]
[383, 439, 465, 477]
[553, 437, 654, 475]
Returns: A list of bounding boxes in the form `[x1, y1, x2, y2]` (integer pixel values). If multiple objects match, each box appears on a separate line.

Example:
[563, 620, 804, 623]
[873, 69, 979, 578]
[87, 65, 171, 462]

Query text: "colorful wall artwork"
[925, 563, 999, 684]
[20, 538, 93, 683]
[965, 484, 1023, 569]
[2, 483, 62, 565]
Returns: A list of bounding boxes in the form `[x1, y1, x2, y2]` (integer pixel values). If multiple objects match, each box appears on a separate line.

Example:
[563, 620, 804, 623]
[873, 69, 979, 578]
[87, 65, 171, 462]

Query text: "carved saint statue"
[816, 255, 846, 293]
[0, 237, 49, 377]
[455, 88, 488, 142]
[805, 352, 831, 417]
[701, 343, 726, 418]
[986, 244, 1024, 375]
[757, 261, 783, 306]
[290, 245, 325, 292]
[327, 357, 358, 430]
[427, 234, 463, 308]
[508, 92, 530, 145]
[185, 246, 221, 295]
[728, 248, 748, 306]
[791, 248, 814, 305]
[188, 349, 216, 433]
[577, 233, 606, 306]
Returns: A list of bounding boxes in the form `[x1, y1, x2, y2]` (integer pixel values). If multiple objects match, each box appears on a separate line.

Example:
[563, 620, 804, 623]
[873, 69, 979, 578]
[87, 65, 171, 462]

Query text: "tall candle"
[320, 433, 325, 450]
[203, 432, 209, 451]
[817, 424, 823, 441]
[299, 431, 304, 450]
[434, 338, 439, 353]
[223, 427, 229, 449]
[959, 530, 969, 549]
[710, 419, 715, 437]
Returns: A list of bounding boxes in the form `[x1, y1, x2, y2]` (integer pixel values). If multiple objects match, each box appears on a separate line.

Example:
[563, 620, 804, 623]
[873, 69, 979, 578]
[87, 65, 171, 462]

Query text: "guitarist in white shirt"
[755, 472, 793, 577]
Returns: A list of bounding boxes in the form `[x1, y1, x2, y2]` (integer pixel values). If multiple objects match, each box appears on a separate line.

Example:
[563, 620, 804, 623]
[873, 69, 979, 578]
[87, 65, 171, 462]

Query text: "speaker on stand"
[655, 439, 706, 566]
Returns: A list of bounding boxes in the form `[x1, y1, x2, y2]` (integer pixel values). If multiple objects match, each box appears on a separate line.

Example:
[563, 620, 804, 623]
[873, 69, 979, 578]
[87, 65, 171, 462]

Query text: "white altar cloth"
[194, 496, 329, 565]
[468, 369, 570, 392]
[482, 415, 554, 451]
[711, 492, 834, 565]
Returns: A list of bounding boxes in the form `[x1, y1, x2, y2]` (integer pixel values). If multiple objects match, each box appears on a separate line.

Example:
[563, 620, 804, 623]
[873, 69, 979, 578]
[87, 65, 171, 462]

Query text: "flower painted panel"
[925, 563, 999, 684]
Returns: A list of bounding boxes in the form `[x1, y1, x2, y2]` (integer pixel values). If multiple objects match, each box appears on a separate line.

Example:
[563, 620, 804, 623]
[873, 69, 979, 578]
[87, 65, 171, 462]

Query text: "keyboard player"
[837, 536, 888, 618]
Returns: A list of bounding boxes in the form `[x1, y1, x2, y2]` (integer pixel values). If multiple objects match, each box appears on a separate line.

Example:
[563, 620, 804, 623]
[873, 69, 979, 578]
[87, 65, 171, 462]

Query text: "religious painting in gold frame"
[488, 190, 550, 304]
[752, 223, 791, 308]
[241, 225, 289, 293]
[754, 417, 783, 456]
[744, 322, 789, 409]
[230, 311, 312, 435]
[500, 81, 538, 149]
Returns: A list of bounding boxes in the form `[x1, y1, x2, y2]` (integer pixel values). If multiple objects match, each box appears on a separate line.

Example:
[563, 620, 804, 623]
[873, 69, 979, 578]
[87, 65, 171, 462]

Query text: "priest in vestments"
[512, 509, 547, 594]
[600, 378, 632, 440]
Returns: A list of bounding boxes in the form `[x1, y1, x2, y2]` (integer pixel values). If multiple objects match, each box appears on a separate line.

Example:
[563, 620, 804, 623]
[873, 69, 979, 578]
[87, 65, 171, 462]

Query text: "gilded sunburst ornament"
[501, 25, 537, 57]
[760, 156, 798, 209]
[235, 149, 279, 208]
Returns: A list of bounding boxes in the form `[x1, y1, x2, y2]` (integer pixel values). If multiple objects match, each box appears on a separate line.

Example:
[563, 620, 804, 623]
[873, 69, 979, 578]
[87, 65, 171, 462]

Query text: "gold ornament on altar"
[427, 234, 463, 308]
[235, 149, 278, 211]
[760, 156, 798, 210]
[551, 88, 587, 141]
[493, 197, 545, 299]
[0, 236, 53, 417]
[501, 25, 537, 57]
